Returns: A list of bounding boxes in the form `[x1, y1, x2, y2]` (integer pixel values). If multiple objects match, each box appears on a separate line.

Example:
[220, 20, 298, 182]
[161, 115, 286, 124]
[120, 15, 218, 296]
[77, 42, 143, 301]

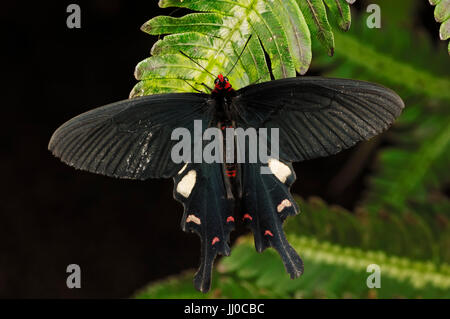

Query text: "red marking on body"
[226, 216, 235, 223]
[214, 73, 233, 92]
[264, 230, 274, 237]
[211, 236, 220, 245]
[226, 170, 236, 177]
[243, 214, 253, 221]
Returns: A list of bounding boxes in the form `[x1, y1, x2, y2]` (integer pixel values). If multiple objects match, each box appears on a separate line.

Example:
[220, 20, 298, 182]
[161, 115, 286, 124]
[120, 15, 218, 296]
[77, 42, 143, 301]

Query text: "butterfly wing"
[49, 92, 233, 292]
[234, 76, 404, 280]
[234, 77, 405, 162]
[48, 93, 209, 179]
[241, 160, 303, 278]
[173, 162, 235, 293]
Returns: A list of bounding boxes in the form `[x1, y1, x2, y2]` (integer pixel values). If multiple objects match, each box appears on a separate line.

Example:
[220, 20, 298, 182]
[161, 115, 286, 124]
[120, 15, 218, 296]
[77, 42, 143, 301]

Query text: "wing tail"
[173, 163, 235, 293]
[241, 160, 303, 279]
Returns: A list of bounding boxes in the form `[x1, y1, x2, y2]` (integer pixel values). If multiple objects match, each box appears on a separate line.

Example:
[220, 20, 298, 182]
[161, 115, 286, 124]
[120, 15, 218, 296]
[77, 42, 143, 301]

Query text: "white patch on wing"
[277, 199, 292, 213]
[178, 163, 188, 175]
[186, 214, 201, 225]
[268, 158, 291, 183]
[176, 170, 196, 198]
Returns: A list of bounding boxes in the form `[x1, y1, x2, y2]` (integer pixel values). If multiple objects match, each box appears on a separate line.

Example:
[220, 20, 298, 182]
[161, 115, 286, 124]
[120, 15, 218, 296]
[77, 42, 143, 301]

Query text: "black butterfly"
[48, 74, 404, 292]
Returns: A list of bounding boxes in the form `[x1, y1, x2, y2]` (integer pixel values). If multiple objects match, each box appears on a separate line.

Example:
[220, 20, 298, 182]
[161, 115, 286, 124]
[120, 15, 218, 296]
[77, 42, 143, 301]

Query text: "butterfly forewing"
[48, 93, 209, 179]
[234, 77, 405, 162]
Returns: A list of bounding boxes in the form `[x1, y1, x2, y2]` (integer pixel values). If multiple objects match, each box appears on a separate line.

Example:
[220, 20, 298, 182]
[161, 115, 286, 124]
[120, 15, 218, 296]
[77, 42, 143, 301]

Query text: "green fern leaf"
[284, 197, 450, 264]
[429, 0, 450, 54]
[365, 112, 450, 212]
[323, 0, 352, 31]
[296, 0, 335, 56]
[134, 233, 450, 298]
[131, 0, 355, 96]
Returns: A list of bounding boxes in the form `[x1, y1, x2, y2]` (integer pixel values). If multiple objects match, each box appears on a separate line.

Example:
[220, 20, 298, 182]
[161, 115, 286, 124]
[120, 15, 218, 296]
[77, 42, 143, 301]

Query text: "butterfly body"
[208, 74, 243, 201]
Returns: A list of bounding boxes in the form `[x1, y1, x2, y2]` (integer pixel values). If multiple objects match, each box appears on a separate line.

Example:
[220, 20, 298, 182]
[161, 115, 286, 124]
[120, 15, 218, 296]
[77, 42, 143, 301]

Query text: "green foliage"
[313, 21, 450, 101]
[135, 232, 450, 299]
[313, 15, 450, 216]
[285, 197, 450, 265]
[429, 0, 450, 54]
[135, 196, 450, 299]
[131, 0, 356, 97]
[365, 109, 450, 212]
[133, 1, 450, 298]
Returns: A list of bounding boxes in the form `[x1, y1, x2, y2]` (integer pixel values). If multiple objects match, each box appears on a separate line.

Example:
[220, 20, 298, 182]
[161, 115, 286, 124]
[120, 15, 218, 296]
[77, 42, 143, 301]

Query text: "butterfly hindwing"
[241, 159, 303, 279]
[173, 162, 235, 293]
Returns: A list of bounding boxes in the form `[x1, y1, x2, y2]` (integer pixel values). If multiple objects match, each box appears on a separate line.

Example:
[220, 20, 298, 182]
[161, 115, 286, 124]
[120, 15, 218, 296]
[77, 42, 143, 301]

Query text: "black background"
[0, 0, 439, 298]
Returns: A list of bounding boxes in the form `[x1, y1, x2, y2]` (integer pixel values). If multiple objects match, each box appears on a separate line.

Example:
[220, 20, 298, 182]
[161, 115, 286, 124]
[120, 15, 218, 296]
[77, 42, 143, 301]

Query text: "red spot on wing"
[243, 214, 253, 221]
[211, 236, 220, 245]
[226, 216, 235, 223]
[264, 230, 274, 237]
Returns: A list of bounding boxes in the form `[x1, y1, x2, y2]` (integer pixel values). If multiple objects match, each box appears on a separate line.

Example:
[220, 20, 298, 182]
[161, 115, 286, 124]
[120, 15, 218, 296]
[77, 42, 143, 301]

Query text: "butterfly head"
[214, 74, 232, 91]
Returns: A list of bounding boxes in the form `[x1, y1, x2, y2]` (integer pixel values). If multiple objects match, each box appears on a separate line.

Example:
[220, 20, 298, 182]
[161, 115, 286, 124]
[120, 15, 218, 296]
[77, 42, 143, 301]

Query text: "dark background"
[0, 0, 438, 298]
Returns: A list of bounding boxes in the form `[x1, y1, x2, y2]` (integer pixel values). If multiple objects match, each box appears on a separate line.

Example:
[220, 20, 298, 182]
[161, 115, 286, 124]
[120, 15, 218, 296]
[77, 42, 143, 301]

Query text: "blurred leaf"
[285, 197, 450, 264]
[330, 31, 450, 101]
[313, 14, 450, 215]
[136, 234, 450, 298]
[365, 112, 450, 212]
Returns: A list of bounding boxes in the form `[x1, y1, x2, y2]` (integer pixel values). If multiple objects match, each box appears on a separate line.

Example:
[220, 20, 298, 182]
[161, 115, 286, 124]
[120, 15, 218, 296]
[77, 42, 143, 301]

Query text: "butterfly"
[48, 73, 404, 292]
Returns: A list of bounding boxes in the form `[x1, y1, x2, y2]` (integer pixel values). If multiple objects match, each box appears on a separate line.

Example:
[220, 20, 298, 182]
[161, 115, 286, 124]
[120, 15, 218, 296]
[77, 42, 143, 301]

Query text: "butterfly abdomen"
[219, 121, 243, 200]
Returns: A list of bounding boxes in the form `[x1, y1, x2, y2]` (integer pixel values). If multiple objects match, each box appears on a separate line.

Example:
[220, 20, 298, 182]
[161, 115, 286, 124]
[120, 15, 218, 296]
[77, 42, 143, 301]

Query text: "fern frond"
[131, 0, 356, 96]
[134, 233, 450, 298]
[365, 109, 450, 212]
[285, 197, 450, 264]
[429, 0, 450, 55]
[328, 31, 450, 101]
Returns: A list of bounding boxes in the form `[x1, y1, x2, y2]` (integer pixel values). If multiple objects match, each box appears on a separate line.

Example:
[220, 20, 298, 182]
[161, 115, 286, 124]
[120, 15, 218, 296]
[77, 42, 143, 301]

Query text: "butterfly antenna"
[183, 79, 207, 94]
[179, 51, 216, 78]
[225, 34, 253, 77]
